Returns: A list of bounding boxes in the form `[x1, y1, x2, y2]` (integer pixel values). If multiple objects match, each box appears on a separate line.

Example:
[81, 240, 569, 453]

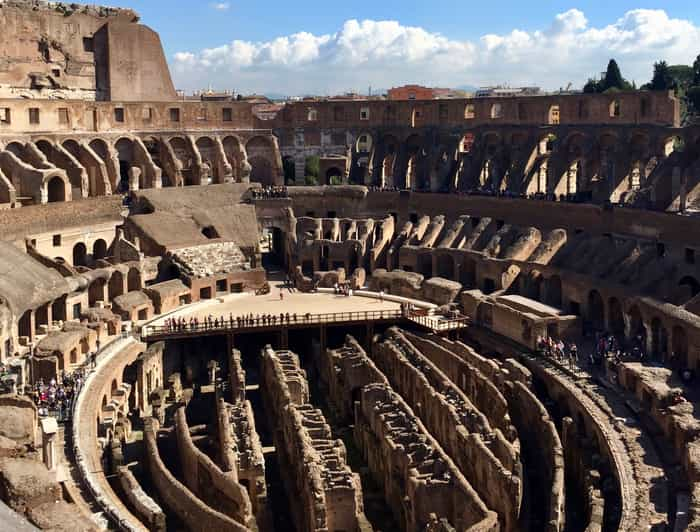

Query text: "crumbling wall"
[117, 466, 166, 532]
[355, 383, 499, 532]
[373, 329, 521, 532]
[173, 407, 255, 528]
[143, 418, 248, 532]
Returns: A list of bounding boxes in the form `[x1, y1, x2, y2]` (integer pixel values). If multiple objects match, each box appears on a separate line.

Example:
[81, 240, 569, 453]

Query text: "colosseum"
[0, 1, 700, 531]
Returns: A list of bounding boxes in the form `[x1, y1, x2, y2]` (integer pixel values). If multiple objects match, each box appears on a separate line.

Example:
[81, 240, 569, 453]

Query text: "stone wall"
[355, 383, 499, 531]
[372, 328, 522, 531]
[505, 382, 565, 532]
[117, 466, 166, 532]
[143, 417, 249, 532]
[262, 346, 368, 532]
[173, 407, 255, 529]
[369, 269, 462, 304]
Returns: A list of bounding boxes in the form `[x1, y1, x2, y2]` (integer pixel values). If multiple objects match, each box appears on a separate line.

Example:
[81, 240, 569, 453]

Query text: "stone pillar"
[280, 328, 289, 349]
[40, 417, 58, 471]
[128, 167, 141, 192]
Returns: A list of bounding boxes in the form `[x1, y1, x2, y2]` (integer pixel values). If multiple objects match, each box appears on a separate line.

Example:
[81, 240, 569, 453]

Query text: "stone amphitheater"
[1, 1, 700, 531]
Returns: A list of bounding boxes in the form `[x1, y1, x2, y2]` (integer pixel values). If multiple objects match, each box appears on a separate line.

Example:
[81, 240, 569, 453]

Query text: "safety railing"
[142, 309, 404, 339]
[407, 313, 470, 332]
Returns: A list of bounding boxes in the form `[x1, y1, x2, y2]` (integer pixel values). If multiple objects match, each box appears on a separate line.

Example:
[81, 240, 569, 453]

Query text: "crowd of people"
[30, 369, 86, 421]
[163, 311, 318, 332]
[251, 185, 288, 200]
[536, 336, 579, 370]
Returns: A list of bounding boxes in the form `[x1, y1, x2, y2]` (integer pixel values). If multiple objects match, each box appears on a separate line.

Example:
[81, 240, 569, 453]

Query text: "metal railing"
[407, 313, 470, 332]
[142, 309, 404, 338]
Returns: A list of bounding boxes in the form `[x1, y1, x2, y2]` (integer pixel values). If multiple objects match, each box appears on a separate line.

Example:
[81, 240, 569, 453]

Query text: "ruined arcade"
[1, 2, 700, 532]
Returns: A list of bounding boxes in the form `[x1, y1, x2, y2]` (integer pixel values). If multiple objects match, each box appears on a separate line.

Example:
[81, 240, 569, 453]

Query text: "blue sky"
[104, 1, 700, 95]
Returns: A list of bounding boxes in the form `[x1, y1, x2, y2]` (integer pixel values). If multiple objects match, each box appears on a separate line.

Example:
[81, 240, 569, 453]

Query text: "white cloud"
[210, 2, 230, 11]
[171, 9, 700, 95]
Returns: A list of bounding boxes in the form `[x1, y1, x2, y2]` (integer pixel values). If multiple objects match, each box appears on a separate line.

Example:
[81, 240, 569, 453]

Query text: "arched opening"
[109, 271, 124, 300]
[111, 378, 118, 395]
[201, 226, 219, 239]
[679, 276, 700, 300]
[608, 297, 625, 335]
[525, 271, 543, 301]
[282, 156, 296, 185]
[459, 133, 475, 154]
[46, 176, 66, 202]
[246, 136, 276, 186]
[127, 268, 141, 292]
[672, 326, 689, 368]
[73, 242, 87, 267]
[222, 136, 242, 181]
[93, 239, 108, 261]
[88, 278, 107, 306]
[115, 138, 135, 191]
[548, 105, 560, 125]
[326, 167, 343, 186]
[195, 136, 216, 183]
[356, 133, 373, 153]
[490, 103, 503, 119]
[587, 290, 605, 331]
[249, 156, 273, 185]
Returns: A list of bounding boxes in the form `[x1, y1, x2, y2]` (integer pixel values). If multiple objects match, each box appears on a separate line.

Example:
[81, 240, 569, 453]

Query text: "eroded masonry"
[1, 2, 700, 532]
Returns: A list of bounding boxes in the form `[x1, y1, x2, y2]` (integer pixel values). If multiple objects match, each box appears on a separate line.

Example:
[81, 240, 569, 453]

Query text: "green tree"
[650, 61, 674, 91]
[688, 86, 700, 113]
[583, 78, 600, 93]
[693, 54, 700, 85]
[601, 59, 631, 92]
[304, 155, 319, 185]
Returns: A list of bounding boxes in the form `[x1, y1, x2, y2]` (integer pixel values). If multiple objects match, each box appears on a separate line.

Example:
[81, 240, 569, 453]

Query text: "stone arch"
[88, 278, 107, 306]
[587, 290, 605, 331]
[490, 103, 503, 119]
[46, 175, 67, 202]
[73, 242, 87, 267]
[524, 270, 543, 301]
[61, 139, 81, 159]
[459, 133, 475, 154]
[35, 139, 54, 159]
[109, 271, 125, 300]
[608, 297, 625, 335]
[93, 239, 107, 260]
[195, 136, 216, 181]
[460, 258, 477, 288]
[115, 137, 136, 191]
[127, 267, 142, 292]
[379, 134, 399, 188]
[246, 136, 276, 186]
[325, 167, 343, 186]
[222, 136, 243, 181]
[169, 136, 195, 185]
[282, 155, 296, 185]
[679, 275, 700, 299]
[355, 133, 373, 153]
[547, 105, 560, 125]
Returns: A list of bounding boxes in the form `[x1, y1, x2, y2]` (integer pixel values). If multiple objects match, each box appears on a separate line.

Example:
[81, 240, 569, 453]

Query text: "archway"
[326, 167, 343, 186]
[222, 136, 242, 181]
[93, 239, 108, 261]
[679, 276, 700, 300]
[587, 290, 605, 331]
[249, 156, 273, 185]
[73, 243, 87, 267]
[109, 271, 124, 300]
[170, 137, 194, 185]
[46, 176, 66, 202]
[460, 258, 477, 288]
[195, 136, 216, 183]
[282, 156, 296, 185]
[628, 305, 646, 344]
[127, 268, 142, 292]
[115, 138, 135, 191]
[88, 278, 107, 306]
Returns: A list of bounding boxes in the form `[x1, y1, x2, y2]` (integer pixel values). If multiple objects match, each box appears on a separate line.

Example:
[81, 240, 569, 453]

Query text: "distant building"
[475, 86, 541, 98]
[387, 85, 437, 101]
